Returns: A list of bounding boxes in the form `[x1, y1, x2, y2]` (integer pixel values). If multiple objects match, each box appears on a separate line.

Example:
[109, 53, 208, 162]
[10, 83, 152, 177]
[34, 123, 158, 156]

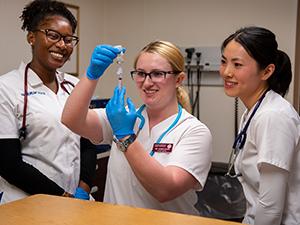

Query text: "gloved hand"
[86, 45, 125, 80]
[74, 187, 90, 200]
[106, 86, 137, 139]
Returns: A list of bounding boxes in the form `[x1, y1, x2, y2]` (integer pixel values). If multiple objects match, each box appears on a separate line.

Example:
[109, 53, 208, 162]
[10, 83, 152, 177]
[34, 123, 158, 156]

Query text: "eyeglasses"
[35, 29, 79, 47]
[130, 70, 180, 83]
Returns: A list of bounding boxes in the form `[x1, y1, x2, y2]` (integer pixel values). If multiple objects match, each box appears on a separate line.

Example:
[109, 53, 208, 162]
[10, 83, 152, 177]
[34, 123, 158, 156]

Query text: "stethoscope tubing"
[226, 89, 270, 178]
[19, 63, 75, 140]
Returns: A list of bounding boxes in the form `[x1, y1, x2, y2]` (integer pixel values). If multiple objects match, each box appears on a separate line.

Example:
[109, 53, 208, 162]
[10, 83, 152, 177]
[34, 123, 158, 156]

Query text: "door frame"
[294, 0, 300, 113]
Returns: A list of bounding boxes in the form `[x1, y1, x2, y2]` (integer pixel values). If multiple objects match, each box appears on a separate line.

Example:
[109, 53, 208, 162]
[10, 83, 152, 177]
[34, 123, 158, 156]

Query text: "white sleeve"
[167, 120, 212, 190]
[94, 108, 113, 144]
[0, 82, 19, 139]
[255, 163, 288, 225]
[255, 110, 297, 171]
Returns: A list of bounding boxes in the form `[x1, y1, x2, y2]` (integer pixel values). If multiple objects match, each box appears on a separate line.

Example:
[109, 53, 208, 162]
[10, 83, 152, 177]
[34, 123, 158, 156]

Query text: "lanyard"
[226, 89, 269, 178]
[136, 104, 182, 157]
[19, 63, 75, 140]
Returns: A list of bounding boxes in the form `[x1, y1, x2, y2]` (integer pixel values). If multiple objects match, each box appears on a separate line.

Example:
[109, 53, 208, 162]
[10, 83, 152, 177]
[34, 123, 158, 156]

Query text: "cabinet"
[91, 150, 110, 201]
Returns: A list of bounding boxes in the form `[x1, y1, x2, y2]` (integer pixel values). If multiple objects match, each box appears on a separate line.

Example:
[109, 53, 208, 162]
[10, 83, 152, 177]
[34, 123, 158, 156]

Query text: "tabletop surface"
[0, 194, 243, 225]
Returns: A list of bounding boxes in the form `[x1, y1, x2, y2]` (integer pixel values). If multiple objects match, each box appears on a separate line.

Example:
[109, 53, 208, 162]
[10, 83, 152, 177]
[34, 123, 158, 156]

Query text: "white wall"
[0, 0, 297, 162]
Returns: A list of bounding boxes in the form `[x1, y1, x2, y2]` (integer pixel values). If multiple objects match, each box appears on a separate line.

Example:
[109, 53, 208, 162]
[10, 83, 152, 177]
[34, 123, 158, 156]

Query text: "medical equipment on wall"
[19, 63, 75, 140]
[185, 48, 195, 108]
[193, 52, 202, 118]
[181, 47, 221, 120]
[114, 45, 124, 90]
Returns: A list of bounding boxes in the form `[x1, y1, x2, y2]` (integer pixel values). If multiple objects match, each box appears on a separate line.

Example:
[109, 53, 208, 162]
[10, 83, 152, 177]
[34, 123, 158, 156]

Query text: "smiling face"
[28, 15, 74, 73]
[134, 52, 184, 111]
[219, 40, 272, 109]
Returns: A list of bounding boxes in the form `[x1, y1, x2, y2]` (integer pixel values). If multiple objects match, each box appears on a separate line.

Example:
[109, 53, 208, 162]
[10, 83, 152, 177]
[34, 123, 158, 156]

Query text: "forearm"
[255, 163, 288, 225]
[62, 44, 123, 140]
[0, 139, 65, 196]
[61, 76, 98, 137]
[125, 140, 197, 202]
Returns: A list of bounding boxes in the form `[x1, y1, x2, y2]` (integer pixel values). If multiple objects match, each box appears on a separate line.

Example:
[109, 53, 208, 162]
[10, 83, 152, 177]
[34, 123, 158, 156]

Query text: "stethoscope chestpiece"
[19, 126, 27, 140]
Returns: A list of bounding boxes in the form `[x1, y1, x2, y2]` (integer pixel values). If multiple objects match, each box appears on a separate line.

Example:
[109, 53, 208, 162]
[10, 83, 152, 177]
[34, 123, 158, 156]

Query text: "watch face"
[113, 134, 136, 152]
[117, 142, 126, 152]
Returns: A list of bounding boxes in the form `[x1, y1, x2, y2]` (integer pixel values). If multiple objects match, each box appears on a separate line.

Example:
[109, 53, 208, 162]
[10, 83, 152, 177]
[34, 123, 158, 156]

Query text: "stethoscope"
[226, 89, 269, 178]
[135, 104, 183, 157]
[19, 63, 75, 140]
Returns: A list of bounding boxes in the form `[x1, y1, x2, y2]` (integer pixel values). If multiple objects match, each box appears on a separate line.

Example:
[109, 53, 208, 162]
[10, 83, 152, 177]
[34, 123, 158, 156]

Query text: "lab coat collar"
[19, 62, 65, 87]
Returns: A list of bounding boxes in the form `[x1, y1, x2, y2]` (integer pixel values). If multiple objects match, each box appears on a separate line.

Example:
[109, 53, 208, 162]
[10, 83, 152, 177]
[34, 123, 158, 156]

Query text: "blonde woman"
[62, 40, 212, 215]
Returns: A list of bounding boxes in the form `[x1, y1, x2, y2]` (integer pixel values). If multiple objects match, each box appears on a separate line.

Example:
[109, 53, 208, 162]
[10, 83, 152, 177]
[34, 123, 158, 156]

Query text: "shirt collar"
[19, 62, 65, 86]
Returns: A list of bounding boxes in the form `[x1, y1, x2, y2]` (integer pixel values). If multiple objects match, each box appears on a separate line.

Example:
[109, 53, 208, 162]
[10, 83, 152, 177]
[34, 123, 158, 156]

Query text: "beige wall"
[0, 0, 297, 162]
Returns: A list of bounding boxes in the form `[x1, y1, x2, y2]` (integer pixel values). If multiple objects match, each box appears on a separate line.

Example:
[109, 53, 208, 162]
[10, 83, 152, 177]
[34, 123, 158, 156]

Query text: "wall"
[0, 0, 297, 162]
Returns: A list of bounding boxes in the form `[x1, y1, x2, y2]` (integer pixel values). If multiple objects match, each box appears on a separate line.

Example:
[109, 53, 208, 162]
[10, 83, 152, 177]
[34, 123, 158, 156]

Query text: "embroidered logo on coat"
[21, 91, 46, 96]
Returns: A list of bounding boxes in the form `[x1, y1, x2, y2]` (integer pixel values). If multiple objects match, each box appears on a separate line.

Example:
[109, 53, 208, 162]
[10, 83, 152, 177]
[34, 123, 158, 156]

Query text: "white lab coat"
[0, 62, 80, 204]
[96, 107, 213, 215]
[235, 90, 300, 225]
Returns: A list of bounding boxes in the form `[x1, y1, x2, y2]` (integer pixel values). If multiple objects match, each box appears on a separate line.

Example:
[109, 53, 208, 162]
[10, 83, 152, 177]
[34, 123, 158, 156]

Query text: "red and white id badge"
[152, 143, 173, 153]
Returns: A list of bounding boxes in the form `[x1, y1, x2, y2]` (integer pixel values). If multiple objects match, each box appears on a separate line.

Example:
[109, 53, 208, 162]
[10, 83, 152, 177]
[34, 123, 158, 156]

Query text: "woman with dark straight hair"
[220, 26, 300, 225]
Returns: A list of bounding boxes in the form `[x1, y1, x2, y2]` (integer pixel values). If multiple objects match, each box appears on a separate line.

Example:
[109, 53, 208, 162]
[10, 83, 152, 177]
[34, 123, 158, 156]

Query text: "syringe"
[115, 45, 124, 90]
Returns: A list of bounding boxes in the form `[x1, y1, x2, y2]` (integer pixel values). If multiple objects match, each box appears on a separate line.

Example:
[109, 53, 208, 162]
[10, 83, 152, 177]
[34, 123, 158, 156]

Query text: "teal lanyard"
[136, 104, 183, 157]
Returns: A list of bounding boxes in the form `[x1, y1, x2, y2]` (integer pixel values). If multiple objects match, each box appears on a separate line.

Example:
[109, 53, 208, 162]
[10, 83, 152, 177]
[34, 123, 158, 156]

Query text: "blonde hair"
[134, 40, 191, 113]
[177, 86, 192, 113]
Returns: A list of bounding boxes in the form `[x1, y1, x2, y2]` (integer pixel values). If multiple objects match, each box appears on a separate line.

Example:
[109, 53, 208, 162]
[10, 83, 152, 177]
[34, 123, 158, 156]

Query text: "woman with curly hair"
[0, 0, 96, 204]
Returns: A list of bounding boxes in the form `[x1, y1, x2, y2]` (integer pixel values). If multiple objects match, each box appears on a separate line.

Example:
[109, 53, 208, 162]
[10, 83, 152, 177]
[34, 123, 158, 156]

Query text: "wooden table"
[0, 194, 243, 225]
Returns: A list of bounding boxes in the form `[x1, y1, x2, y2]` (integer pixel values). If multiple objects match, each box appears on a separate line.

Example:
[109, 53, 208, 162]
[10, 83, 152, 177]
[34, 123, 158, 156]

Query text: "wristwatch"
[113, 134, 137, 152]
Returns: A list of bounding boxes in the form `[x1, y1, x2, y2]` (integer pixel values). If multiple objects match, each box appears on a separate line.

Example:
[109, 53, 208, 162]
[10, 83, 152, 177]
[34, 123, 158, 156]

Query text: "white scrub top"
[235, 90, 300, 225]
[96, 106, 212, 215]
[0, 62, 80, 204]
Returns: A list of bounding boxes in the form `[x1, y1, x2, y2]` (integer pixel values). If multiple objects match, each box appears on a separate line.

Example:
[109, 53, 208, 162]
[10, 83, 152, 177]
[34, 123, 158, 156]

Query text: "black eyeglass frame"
[34, 29, 79, 47]
[130, 70, 181, 82]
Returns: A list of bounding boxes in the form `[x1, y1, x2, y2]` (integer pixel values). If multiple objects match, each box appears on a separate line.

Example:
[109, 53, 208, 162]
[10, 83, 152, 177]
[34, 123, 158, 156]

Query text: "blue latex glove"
[86, 45, 124, 80]
[106, 86, 137, 139]
[74, 187, 90, 200]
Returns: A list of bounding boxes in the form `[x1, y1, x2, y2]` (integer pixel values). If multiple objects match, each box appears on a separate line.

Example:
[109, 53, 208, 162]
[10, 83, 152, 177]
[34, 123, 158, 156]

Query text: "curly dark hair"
[20, 0, 77, 33]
